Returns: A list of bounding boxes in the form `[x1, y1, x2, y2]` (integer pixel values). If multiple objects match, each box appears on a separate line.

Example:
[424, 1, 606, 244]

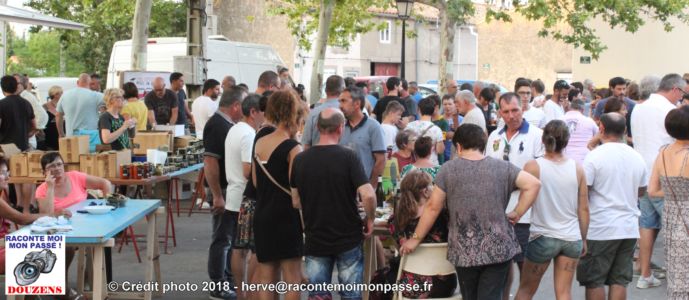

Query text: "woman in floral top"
[371, 170, 456, 299]
[399, 136, 441, 181]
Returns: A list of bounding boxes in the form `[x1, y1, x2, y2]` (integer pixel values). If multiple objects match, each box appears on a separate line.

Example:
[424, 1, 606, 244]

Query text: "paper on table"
[146, 149, 167, 165]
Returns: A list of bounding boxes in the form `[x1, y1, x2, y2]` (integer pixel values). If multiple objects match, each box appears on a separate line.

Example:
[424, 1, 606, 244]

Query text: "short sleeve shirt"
[290, 145, 369, 256]
[35, 171, 88, 211]
[339, 116, 386, 179]
[191, 96, 219, 140]
[121, 100, 149, 131]
[405, 120, 444, 165]
[98, 112, 131, 150]
[301, 98, 339, 146]
[436, 157, 522, 267]
[224, 122, 256, 212]
[0, 95, 35, 151]
[56, 87, 104, 136]
[203, 112, 234, 189]
[144, 89, 178, 125]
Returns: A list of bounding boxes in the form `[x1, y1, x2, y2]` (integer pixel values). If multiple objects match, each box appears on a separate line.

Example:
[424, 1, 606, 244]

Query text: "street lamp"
[396, 0, 413, 80]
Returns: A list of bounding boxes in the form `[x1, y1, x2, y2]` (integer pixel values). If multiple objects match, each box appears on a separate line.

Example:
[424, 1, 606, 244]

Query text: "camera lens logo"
[14, 249, 57, 286]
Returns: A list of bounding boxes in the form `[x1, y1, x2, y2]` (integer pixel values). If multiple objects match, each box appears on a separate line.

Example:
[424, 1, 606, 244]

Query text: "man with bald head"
[57, 73, 104, 137]
[144, 77, 179, 126]
[222, 75, 236, 92]
[290, 107, 376, 300]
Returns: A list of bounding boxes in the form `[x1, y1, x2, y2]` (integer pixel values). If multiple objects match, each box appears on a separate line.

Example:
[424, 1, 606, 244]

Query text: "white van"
[106, 35, 285, 91]
[30, 77, 78, 103]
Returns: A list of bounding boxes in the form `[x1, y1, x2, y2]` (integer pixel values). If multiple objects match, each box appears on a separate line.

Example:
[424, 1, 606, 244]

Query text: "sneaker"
[209, 290, 237, 300]
[636, 275, 662, 289]
[654, 269, 667, 279]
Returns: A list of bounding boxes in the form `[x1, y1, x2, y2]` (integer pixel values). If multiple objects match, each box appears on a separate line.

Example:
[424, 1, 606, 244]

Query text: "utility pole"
[131, 0, 153, 71]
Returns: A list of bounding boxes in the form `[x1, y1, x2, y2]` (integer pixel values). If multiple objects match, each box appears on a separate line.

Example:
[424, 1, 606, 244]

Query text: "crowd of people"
[0, 68, 688, 300]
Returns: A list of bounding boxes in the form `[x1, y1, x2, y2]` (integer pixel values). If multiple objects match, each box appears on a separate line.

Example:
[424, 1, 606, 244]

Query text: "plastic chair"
[395, 243, 462, 300]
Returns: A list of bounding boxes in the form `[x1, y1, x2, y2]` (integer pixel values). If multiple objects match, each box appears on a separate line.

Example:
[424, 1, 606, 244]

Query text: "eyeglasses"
[503, 143, 511, 162]
[45, 162, 64, 170]
[675, 87, 689, 98]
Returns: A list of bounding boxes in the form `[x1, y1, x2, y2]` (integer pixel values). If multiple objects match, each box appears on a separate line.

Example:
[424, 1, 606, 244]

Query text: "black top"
[175, 89, 187, 125]
[253, 139, 303, 262]
[290, 145, 369, 256]
[0, 95, 35, 151]
[203, 112, 234, 189]
[243, 125, 276, 199]
[400, 96, 417, 120]
[42, 107, 61, 150]
[144, 89, 178, 125]
[373, 95, 413, 123]
[98, 112, 131, 150]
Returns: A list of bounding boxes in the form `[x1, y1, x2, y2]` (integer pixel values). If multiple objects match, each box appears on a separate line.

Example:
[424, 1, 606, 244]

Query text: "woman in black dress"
[41, 86, 63, 150]
[251, 90, 305, 300]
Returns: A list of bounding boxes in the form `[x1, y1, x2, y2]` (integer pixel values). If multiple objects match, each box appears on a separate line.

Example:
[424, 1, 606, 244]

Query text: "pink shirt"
[563, 111, 599, 165]
[36, 171, 89, 211]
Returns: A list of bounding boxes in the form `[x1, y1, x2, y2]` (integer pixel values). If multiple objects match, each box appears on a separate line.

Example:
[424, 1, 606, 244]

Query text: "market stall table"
[7, 199, 163, 300]
[166, 163, 204, 217]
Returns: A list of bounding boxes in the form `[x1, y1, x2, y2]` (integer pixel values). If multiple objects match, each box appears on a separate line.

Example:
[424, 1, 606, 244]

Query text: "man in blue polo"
[485, 92, 544, 298]
[302, 75, 344, 149]
[338, 86, 386, 190]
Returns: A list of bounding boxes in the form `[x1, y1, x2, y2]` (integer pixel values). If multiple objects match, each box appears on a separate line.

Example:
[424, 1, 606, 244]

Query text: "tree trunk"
[309, 0, 335, 104]
[131, 0, 153, 71]
[438, 5, 457, 95]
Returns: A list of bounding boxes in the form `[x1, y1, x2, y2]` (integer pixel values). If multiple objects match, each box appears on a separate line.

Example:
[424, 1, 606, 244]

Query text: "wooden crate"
[59, 136, 90, 163]
[27, 151, 45, 178]
[132, 131, 172, 155]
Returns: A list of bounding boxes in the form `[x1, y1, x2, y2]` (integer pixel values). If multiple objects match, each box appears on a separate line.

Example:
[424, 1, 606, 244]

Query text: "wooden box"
[79, 154, 98, 176]
[174, 135, 197, 149]
[59, 136, 90, 163]
[96, 150, 132, 178]
[132, 131, 172, 155]
[27, 151, 45, 178]
[10, 153, 28, 177]
[65, 163, 80, 172]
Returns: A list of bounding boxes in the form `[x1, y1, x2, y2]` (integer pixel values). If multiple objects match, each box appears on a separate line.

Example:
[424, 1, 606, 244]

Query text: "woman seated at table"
[0, 156, 70, 275]
[35, 152, 112, 300]
[372, 170, 456, 299]
[399, 136, 441, 181]
[99, 88, 137, 150]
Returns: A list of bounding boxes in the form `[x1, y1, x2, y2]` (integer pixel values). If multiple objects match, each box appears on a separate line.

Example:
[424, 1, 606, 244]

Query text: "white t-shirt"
[543, 100, 564, 123]
[224, 122, 255, 212]
[405, 120, 444, 166]
[530, 158, 581, 241]
[631, 93, 676, 184]
[584, 142, 648, 240]
[486, 121, 544, 223]
[191, 96, 219, 140]
[496, 106, 547, 130]
[463, 106, 487, 133]
[381, 123, 399, 152]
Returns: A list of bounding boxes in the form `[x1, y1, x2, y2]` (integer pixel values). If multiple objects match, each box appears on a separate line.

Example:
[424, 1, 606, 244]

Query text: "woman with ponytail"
[515, 120, 590, 300]
[371, 170, 455, 299]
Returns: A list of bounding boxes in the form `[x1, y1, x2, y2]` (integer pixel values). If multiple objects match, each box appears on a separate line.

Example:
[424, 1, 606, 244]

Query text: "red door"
[374, 63, 399, 76]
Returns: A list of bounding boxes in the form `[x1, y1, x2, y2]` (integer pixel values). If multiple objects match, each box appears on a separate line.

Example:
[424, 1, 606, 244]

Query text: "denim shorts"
[577, 239, 637, 288]
[304, 244, 363, 299]
[639, 193, 664, 229]
[526, 235, 583, 264]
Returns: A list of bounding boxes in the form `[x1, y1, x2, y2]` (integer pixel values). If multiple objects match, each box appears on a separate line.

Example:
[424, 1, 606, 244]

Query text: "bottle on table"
[376, 176, 384, 208]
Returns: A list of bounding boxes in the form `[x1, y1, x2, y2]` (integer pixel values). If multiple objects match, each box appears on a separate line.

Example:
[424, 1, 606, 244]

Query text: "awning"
[0, 4, 86, 30]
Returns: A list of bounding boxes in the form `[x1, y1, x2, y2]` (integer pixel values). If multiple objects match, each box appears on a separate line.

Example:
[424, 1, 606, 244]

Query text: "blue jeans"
[639, 193, 664, 229]
[304, 244, 364, 300]
[207, 208, 238, 292]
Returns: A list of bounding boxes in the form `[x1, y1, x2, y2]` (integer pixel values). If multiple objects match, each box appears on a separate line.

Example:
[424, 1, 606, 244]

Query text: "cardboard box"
[153, 125, 185, 137]
[59, 136, 90, 163]
[65, 163, 80, 172]
[132, 131, 173, 155]
[0, 143, 21, 159]
[10, 153, 28, 177]
[27, 151, 45, 178]
[79, 154, 98, 176]
[96, 150, 132, 178]
[173, 135, 198, 149]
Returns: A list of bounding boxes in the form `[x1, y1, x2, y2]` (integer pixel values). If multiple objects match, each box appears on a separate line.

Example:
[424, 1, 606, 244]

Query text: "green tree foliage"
[7, 30, 85, 76]
[269, 0, 394, 51]
[19, 0, 186, 80]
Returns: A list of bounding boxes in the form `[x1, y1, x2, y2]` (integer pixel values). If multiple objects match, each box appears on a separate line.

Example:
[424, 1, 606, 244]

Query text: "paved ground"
[12, 196, 670, 300]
